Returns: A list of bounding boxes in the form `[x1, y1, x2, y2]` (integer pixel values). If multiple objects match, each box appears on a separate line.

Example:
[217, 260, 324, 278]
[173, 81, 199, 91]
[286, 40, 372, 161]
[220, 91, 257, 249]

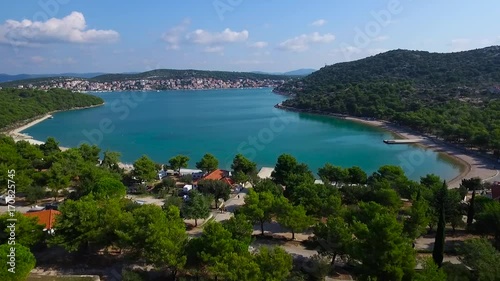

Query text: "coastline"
[2, 103, 105, 151]
[2, 102, 137, 171]
[275, 103, 499, 188]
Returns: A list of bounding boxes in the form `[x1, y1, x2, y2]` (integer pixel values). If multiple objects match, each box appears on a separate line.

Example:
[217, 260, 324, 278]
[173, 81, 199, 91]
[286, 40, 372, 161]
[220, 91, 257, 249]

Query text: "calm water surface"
[23, 88, 462, 181]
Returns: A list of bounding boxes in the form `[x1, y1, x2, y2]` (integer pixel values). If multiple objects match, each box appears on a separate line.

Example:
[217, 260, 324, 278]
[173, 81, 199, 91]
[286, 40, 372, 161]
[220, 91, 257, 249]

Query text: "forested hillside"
[0, 88, 104, 129]
[90, 69, 291, 82]
[276, 46, 500, 152]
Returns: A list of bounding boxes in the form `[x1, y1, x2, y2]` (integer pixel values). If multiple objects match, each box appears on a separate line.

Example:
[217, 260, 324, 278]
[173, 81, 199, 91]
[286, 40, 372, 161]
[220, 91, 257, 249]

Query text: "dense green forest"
[276, 46, 500, 152]
[0, 88, 104, 130]
[1, 136, 499, 280]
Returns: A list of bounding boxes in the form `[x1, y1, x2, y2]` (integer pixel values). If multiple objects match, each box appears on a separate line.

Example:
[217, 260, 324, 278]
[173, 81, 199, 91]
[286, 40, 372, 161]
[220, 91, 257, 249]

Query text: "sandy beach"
[4, 114, 69, 150]
[276, 104, 499, 188]
[2, 104, 105, 150]
[4, 111, 136, 171]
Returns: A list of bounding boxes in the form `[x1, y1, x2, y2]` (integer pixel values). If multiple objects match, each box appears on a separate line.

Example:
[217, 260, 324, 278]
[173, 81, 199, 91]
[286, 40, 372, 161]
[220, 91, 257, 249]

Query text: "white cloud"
[278, 32, 335, 52]
[0, 11, 119, 46]
[203, 46, 224, 54]
[162, 18, 190, 50]
[373, 35, 389, 42]
[310, 19, 327, 27]
[186, 28, 249, 45]
[249, 41, 268, 48]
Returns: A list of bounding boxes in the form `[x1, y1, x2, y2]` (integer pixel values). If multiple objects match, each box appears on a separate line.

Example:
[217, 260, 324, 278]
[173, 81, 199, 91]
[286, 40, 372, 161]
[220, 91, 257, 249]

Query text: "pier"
[383, 139, 424, 144]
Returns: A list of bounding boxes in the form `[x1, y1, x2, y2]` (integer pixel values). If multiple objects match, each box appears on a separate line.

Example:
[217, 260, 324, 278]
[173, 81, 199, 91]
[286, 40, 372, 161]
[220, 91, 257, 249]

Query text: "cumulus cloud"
[162, 20, 249, 52]
[278, 32, 335, 52]
[310, 19, 327, 27]
[162, 18, 190, 50]
[186, 28, 249, 45]
[248, 41, 268, 48]
[0, 11, 119, 46]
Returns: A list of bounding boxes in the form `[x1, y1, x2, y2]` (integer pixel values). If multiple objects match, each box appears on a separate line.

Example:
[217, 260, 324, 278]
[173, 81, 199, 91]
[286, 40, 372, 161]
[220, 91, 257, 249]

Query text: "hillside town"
[12, 77, 288, 92]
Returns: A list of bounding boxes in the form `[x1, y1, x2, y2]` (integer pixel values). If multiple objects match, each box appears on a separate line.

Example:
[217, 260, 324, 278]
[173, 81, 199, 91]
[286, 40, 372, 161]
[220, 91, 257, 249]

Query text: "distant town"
[6, 77, 289, 92]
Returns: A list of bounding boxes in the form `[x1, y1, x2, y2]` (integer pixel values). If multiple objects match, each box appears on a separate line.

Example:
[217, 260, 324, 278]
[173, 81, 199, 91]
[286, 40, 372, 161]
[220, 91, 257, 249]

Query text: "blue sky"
[0, 0, 499, 74]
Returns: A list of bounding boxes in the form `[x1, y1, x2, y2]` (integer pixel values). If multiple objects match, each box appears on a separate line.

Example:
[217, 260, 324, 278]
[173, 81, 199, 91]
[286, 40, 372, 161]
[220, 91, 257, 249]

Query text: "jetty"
[383, 139, 424, 144]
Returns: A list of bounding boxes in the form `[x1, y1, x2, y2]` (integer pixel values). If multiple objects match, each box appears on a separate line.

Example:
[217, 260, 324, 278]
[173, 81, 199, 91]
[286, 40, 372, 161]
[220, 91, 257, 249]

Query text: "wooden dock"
[383, 139, 424, 144]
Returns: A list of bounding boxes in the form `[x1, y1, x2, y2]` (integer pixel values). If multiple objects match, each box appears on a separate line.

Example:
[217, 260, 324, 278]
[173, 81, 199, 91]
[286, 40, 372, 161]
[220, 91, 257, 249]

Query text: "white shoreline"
[344, 116, 499, 188]
[6, 114, 70, 151]
[5, 113, 135, 171]
[275, 103, 499, 188]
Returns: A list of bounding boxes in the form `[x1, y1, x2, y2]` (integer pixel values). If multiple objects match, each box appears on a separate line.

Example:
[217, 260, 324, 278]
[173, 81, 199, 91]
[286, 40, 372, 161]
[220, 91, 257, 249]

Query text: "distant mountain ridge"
[252, 68, 316, 76]
[0, 68, 314, 85]
[0, 73, 106, 83]
[0, 69, 298, 87]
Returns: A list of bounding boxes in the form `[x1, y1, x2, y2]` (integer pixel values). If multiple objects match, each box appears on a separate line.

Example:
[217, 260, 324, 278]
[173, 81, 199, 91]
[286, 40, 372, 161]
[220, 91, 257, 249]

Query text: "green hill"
[90, 69, 291, 82]
[0, 88, 104, 130]
[276, 46, 500, 152]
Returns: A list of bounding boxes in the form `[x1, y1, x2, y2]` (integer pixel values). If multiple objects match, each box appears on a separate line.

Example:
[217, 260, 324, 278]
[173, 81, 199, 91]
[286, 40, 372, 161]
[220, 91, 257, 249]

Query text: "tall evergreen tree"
[432, 181, 447, 267]
[466, 186, 476, 231]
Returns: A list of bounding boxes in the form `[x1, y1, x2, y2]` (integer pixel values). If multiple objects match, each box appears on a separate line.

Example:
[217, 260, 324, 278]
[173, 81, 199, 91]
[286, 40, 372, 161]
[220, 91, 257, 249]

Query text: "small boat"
[48, 115, 54, 119]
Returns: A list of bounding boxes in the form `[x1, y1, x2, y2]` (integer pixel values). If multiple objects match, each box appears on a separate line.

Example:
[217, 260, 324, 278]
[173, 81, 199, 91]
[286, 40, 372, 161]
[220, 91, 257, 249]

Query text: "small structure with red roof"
[24, 209, 61, 232]
[194, 169, 234, 186]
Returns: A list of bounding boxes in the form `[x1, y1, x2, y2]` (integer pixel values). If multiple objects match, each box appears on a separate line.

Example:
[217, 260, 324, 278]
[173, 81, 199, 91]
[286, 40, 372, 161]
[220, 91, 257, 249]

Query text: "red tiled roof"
[195, 169, 234, 185]
[24, 209, 61, 230]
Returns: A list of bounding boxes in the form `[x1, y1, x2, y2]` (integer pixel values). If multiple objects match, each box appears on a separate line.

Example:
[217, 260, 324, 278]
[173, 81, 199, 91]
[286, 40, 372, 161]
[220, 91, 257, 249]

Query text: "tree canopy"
[133, 155, 157, 181]
[276, 47, 500, 153]
[196, 153, 219, 173]
[0, 88, 103, 130]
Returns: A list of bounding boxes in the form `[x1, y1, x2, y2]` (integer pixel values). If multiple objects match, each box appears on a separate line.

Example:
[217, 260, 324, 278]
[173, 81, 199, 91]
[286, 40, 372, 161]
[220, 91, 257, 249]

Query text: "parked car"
[27, 205, 45, 213]
[44, 202, 59, 210]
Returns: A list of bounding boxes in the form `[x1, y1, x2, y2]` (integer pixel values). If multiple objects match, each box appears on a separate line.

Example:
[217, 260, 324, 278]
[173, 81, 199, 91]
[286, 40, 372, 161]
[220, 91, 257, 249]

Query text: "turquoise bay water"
[23, 88, 462, 181]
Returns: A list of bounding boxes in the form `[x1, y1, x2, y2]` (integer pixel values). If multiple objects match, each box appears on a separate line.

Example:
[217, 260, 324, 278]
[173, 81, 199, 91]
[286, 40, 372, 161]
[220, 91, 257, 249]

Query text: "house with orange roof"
[24, 209, 61, 233]
[194, 169, 234, 186]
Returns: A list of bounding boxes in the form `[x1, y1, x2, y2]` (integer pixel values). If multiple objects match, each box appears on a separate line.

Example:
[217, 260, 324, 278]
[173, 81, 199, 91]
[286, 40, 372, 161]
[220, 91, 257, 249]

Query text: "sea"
[22, 88, 463, 181]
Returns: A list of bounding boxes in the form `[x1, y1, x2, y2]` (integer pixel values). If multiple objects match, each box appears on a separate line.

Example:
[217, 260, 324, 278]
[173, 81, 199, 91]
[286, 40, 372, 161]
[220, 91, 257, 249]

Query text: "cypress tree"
[466, 186, 476, 231]
[432, 181, 447, 267]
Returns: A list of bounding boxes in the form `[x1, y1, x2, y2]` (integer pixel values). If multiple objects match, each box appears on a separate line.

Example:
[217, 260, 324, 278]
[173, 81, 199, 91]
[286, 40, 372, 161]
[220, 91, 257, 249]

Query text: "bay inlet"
[21, 88, 462, 181]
